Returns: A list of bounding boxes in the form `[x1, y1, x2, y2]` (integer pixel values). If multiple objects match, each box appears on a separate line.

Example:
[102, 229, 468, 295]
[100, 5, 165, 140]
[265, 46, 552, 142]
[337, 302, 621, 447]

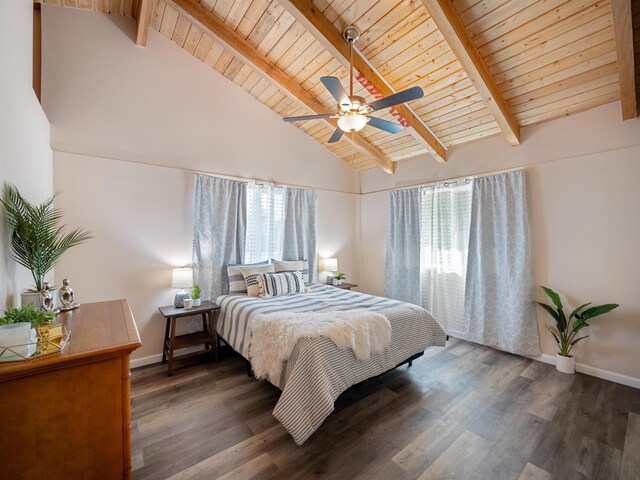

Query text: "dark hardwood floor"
[130, 338, 640, 479]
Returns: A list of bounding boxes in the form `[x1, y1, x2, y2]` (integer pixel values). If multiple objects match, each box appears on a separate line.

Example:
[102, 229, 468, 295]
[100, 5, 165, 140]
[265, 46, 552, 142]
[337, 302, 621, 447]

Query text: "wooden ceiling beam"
[165, 0, 396, 174]
[610, 0, 638, 119]
[135, 0, 154, 47]
[277, 0, 447, 163]
[421, 0, 521, 146]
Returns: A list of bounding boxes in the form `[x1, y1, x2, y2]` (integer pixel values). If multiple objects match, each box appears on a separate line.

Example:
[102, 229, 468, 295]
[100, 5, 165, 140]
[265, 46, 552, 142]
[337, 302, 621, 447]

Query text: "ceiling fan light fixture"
[338, 113, 368, 132]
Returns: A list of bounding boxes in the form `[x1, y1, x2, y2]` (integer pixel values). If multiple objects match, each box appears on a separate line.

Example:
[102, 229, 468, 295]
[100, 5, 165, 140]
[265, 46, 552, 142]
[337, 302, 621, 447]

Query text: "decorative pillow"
[257, 271, 307, 298]
[240, 264, 276, 297]
[227, 260, 270, 294]
[274, 259, 309, 284]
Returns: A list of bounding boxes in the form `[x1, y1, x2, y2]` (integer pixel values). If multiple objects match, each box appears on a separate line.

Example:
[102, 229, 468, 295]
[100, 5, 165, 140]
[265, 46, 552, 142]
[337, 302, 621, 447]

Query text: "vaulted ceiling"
[38, 0, 639, 174]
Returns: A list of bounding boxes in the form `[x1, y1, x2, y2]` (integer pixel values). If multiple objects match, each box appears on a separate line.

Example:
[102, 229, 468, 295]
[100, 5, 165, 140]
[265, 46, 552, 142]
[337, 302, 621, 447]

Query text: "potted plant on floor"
[190, 284, 202, 307]
[1, 184, 92, 310]
[537, 286, 619, 374]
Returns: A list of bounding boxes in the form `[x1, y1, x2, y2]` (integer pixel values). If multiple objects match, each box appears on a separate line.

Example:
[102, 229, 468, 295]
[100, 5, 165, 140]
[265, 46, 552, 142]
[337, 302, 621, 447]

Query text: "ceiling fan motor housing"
[343, 25, 360, 44]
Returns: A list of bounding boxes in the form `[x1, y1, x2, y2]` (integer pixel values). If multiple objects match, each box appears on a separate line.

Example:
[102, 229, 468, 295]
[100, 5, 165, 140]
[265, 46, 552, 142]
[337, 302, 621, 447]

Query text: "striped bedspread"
[216, 284, 447, 444]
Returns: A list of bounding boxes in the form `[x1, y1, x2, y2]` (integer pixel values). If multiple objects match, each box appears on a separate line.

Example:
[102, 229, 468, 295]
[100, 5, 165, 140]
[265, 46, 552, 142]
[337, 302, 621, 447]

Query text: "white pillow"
[227, 260, 270, 294]
[274, 259, 309, 284]
[240, 264, 276, 297]
[258, 271, 307, 297]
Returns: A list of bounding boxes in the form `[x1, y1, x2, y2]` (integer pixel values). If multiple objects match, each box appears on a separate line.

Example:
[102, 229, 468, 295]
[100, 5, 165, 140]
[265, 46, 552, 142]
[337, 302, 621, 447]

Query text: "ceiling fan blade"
[321, 76, 351, 109]
[283, 114, 332, 122]
[368, 86, 424, 112]
[328, 128, 344, 144]
[367, 116, 405, 134]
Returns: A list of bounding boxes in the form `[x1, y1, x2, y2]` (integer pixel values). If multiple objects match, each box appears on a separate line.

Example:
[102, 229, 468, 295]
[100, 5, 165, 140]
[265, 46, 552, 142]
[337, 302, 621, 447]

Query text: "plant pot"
[555, 353, 575, 374]
[333, 279, 342, 286]
[0, 322, 33, 357]
[192, 298, 201, 307]
[21, 290, 59, 311]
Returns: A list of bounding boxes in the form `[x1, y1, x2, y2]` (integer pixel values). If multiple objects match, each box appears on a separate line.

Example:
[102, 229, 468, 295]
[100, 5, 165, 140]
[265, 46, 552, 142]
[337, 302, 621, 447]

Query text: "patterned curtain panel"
[282, 187, 319, 283]
[420, 182, 473, 339]
[384, 187, 421, 305]
[463, 170, 540, 355]
[192, 175, 246, 300]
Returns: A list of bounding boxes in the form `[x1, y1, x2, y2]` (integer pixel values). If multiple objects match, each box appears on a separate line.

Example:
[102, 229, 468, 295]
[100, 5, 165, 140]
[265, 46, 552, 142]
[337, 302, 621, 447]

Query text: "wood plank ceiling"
[39, 0, 636, 173]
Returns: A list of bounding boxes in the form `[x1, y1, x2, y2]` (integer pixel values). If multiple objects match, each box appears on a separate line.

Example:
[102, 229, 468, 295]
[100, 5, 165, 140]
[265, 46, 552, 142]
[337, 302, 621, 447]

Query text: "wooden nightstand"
[332, 282, 358, 290]
[158, 301, 220, 376]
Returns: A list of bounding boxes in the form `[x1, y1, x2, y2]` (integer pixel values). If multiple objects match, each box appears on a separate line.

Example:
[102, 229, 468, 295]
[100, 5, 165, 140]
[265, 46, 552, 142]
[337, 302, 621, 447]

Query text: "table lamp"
[320, 257, 338, 284]
[172, 267, 193, 308]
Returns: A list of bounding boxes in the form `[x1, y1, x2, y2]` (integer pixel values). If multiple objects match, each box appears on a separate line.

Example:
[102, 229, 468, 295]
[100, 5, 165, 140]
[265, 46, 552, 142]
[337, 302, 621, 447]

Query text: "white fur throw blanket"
[249, 309, 392, 385]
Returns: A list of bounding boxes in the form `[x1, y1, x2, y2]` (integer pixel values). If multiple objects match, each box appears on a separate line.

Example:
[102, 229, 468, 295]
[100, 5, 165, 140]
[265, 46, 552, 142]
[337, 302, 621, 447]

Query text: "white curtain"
[420, 182, 472, 338]
[385, 188, 421, 305]
[244, 182, 286, 264]
[464, 170, 540, 355]
[192, 175, 246, 300]
[282, 187, 319, 283]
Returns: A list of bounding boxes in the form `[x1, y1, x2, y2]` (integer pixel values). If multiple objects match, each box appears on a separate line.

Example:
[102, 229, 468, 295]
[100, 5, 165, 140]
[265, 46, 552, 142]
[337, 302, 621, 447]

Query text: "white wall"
[42, 7, 361, 361]
[0, 0, 53, 308]
[361, 102, 640, 382]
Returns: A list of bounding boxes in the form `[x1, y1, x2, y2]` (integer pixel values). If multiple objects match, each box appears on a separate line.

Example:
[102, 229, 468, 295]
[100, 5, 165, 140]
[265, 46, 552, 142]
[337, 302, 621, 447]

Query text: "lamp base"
[174, 293, 190, 308]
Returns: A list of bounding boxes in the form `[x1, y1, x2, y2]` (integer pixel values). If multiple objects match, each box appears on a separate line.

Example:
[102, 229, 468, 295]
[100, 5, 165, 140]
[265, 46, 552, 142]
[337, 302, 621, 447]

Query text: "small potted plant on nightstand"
[332, 272, 346, 286]
[190, 284, 202, 307]
[537, 286, 619, 374]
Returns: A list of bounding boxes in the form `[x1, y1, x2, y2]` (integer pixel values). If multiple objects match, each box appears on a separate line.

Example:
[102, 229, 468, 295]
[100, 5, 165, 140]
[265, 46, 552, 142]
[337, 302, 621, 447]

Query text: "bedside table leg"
[162, 316, 170, 364]
[201, 313, 210, 351]
[208, 310, 219, 362]
[168, 316, 177, 376]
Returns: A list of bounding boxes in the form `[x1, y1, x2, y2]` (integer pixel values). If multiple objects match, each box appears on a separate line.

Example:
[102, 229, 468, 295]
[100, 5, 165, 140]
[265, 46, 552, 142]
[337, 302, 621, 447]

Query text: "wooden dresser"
[0, 300, 141, 479]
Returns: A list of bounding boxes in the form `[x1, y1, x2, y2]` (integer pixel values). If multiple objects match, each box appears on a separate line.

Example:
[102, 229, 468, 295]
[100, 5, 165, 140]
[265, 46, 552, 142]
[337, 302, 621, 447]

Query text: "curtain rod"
[362, 166, 524, 195]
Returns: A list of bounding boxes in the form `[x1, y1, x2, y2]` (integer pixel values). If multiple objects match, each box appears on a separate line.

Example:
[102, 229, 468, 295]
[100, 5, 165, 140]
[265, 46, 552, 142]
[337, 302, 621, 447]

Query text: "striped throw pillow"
[227, 260, 271, 294]
[257, 271, 307, 298]
[273, 259, 310, 284]
[240, 264, 276, 297]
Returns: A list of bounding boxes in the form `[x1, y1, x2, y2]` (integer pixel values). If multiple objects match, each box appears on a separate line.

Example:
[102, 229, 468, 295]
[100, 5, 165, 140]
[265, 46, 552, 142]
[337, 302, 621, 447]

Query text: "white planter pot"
[556, 353, 575, 374]
[333, 279, 342, 286]
[0, 322, 32, 357]
[20, 290, 58, 311]
[192, 298, 201, 307]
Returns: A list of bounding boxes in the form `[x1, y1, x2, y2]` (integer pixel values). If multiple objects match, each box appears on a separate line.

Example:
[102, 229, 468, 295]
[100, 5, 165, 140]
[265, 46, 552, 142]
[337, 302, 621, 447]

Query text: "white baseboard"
[130, 353, 163, 369]
[532, 353, 640, 389]
[130, 343, 222, 369]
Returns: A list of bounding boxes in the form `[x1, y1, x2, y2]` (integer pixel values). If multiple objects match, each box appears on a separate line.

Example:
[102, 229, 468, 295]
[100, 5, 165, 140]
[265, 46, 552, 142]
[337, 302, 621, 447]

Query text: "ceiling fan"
[283, 25, 424, 144]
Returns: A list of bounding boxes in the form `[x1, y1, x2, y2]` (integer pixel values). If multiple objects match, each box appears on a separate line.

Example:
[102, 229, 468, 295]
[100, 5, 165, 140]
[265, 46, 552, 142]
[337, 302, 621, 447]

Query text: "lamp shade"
[320, 257, 338, 272]
[171, 267, 193, 289]
[337, 113, 368, 132]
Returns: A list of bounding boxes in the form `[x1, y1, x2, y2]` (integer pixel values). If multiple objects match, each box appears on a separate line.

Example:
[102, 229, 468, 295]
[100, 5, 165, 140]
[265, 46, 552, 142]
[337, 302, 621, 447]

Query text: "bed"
[216, 284, 447, 444]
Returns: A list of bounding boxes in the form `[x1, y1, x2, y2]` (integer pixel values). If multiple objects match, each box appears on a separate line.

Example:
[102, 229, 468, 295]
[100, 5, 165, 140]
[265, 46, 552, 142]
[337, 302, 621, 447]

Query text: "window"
[244, 182, 286, 264]
[420, 181, 472, 337]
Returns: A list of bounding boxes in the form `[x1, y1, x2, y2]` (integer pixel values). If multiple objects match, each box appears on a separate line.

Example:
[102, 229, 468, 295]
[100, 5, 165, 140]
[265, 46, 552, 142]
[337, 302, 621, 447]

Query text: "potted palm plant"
[537, 286, 619, 374]
[1, 184, 92, 309]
